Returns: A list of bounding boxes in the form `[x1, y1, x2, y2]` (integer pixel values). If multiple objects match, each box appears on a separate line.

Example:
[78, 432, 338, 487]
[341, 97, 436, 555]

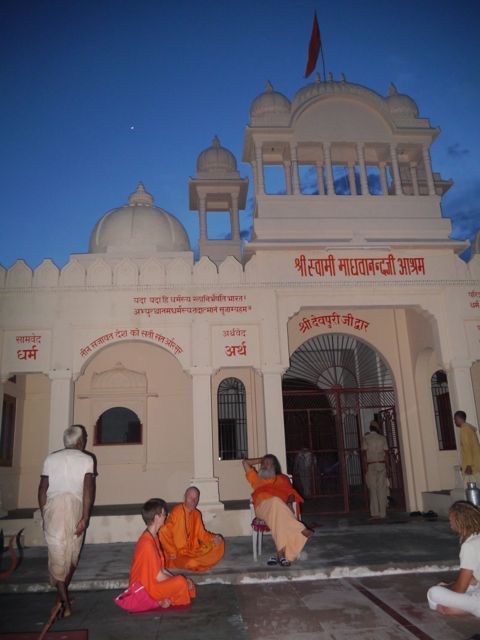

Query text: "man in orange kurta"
[130, 498, 196, 607]
[159, 487, 225, 572]
[243, 454, 313, 566]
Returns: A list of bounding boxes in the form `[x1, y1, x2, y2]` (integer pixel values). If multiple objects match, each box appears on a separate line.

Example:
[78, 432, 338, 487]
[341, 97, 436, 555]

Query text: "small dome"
[386, 84, 418, 118]
[196, 136, 239, 178]
[89, 183, 191, 255]
[250, 81, 291, 125]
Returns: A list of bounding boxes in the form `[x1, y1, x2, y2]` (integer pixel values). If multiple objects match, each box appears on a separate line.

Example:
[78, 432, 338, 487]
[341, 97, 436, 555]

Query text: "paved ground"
[1, 573, 480, 639]
[1, 514, 479, 638]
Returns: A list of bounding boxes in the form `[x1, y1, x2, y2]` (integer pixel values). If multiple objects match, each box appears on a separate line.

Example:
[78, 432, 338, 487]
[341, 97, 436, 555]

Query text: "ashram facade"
[1, 76, 480, 543]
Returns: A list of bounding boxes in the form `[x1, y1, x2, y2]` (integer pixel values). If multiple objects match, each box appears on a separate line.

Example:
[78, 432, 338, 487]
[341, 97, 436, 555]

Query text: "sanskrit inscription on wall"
[132, 293, 252, 317]
[294, 254, 425, 278]
[1, 331, 51, 373]
[212, 325, 260, 368]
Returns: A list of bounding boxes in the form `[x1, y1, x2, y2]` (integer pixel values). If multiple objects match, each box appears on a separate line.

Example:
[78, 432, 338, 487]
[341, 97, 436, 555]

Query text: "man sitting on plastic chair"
[242, 454, 314, 567]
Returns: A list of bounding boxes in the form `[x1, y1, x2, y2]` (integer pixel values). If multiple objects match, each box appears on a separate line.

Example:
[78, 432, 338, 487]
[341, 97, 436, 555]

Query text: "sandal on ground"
[266, 556, 278, 566]
[279, 558, 291, 567]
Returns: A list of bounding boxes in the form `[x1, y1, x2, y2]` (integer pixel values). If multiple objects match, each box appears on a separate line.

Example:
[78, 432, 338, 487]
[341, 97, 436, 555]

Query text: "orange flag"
[304, 11, 321, 78]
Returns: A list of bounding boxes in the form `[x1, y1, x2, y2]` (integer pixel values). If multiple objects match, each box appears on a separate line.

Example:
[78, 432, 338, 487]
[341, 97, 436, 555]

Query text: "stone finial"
[340, 73, 346, 82]
[128, 182, 154, 206]
[315, 72, 321, 83]
[212, 135, 221, 148]
[328, 72, 333, 82]
[265, 80, 273, 92]
[388, 83, 398, 96]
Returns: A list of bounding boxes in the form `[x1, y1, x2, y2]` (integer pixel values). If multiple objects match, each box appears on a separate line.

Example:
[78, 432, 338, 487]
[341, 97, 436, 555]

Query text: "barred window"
[95, 407, 142, 445]
[218, 377, 247, 460]
[431, 370, 456, 450]
[0, 394, 16, 466]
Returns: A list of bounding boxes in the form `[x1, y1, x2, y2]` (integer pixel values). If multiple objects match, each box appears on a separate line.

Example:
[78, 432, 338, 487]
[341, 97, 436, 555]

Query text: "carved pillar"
[347, 162, 357, 195]
[324, 143, 334, 195]
[254, 145, 265, 195]
[356, 143, 368, 195]
[262, 367, 287, 472]
[283, 160, 293, 195]
[48, 369, 74, 453]
[390, 144, 403, 195]
[198, 195, 207, 241]
[409, 163, 419, 196]
[422, 144, 436, 195]
[290, 144, 300, 195]
[230, 194, 240, 241]
[190, 367, 220, 505]
[379, 161, 388, 195]
[316, 161, 325, 195]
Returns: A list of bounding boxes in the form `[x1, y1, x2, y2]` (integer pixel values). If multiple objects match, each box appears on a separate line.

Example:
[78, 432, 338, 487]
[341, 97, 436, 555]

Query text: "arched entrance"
[283, 333, 405, 514]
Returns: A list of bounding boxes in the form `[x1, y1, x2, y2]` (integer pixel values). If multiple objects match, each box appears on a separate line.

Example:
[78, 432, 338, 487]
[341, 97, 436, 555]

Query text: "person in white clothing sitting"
[427, 501, 480, 617]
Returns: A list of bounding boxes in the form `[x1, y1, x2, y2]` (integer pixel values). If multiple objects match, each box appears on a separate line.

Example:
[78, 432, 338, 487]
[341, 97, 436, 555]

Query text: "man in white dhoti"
[38, 425, 95, 617]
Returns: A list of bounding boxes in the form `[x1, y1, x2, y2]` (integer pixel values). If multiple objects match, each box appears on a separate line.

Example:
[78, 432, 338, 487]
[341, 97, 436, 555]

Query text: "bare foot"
[437, 604, 467, 616]
[158, 598, 171, 609]
[302, 527, 314, 539]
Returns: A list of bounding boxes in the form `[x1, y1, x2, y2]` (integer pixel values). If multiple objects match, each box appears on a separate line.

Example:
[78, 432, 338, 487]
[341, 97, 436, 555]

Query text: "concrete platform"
[0, 515, 460, 594]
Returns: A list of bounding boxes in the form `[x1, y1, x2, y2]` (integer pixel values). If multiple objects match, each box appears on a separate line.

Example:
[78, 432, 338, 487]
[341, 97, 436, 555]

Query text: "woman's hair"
[141, 498, 167, 525]
[264, 454, 282, 475]
[448, 501, 480, 543]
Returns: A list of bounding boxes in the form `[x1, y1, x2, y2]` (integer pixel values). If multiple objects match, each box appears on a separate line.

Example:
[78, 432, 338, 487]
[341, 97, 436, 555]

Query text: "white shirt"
[42, 448, 94, 500]
[460, 533, 480, 581]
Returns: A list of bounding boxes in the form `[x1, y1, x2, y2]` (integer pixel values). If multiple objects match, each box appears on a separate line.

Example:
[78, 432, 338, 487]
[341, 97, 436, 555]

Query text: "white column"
[347, 162, 356, 195]
[283, 160, 293, 195]
[422, 144, 436, 195]
[198, 195, 207, 241]
[409, 163, 419, 196]
[0, 379, 5, 443]
[230, 194, 240, 241]
[379, 161, 388, 195]
[262, 368, 287, 473]
[251, 159, 259, 193]
[190, 367, 220, 505]
[316, 161, 325, 195]
[254, 145, 265, 195]
[48, 369, 74, 453]
[390, 144, 403, 195]
[356, 143, 368, 195]
[290, 144, 300, 194]
[324, 142, 335, 195]
[447, 360, 478, 435]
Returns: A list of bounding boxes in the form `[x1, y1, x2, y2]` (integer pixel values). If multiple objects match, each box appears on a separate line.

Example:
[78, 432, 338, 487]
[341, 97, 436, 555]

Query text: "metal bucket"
[466, 481, 480, 507]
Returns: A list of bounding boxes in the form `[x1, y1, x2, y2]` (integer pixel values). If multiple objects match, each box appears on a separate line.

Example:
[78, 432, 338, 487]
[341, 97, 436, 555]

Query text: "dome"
[250, 81, 291, 126]
[89, 183, 191, 255]
[386, 84, 418, 118]
[196, 136, 239, 178]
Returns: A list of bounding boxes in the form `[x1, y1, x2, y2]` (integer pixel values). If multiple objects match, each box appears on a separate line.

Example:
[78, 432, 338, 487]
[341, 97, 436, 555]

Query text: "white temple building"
[1, 75, 480, 543]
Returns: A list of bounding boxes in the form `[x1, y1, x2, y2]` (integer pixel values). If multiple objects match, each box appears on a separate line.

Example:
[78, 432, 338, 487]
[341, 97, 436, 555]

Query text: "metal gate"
[283, 333, 405, 514]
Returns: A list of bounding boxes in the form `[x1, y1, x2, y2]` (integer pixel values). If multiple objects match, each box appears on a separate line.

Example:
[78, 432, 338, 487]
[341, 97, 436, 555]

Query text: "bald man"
[158, 487, 224, 572]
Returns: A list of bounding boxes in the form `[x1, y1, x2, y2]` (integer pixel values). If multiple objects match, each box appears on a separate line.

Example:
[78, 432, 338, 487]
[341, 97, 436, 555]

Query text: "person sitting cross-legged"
[243, 454, 313, 567]
[129, 498, 196, 608]
[159, 486, 224, 572]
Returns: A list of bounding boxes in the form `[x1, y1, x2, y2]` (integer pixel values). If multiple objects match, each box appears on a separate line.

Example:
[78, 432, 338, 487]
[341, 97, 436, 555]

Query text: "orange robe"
[159, 504, 225, 572]
[247, 469, 303, 511]
[129, 530, 196, 606]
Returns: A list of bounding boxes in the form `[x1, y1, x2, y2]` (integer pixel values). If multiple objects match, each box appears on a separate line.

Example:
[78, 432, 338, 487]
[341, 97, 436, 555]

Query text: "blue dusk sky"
[1, 0, 479, 268]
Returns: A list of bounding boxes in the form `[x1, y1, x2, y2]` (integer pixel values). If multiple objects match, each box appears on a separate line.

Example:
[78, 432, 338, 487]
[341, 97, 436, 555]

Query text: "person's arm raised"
[242, 457, 263, 472]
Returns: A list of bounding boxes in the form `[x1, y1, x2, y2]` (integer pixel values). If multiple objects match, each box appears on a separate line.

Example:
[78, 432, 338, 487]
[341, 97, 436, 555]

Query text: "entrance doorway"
[283, 333, 405, 514]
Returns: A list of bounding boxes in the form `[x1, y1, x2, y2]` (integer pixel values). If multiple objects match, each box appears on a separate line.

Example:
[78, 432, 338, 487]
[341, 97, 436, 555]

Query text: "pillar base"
[189, 476, 223, 509]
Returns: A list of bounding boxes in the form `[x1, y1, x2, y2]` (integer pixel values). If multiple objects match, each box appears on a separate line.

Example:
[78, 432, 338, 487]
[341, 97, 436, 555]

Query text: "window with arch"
[95, 407, 142, 445]
[217, 377, 247, 460]
[431, 370, 456, 450]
